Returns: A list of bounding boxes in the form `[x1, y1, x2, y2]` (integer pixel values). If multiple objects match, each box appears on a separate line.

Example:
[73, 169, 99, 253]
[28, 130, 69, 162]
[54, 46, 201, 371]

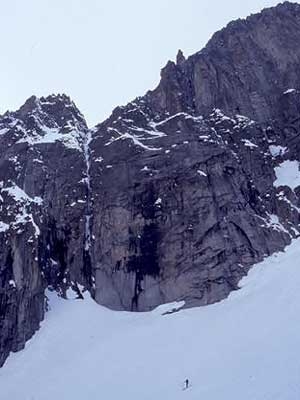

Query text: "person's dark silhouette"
[185, 378, 189, 389]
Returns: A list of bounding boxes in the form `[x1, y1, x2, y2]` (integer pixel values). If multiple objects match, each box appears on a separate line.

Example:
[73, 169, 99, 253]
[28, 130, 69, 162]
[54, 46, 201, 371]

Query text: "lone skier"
[184, 378, 189, 389]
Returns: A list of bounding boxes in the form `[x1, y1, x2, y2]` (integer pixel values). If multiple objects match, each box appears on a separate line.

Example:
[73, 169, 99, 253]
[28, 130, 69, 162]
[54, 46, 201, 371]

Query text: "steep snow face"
[1, 239, 300, 400]
[17, 126, 83, 151]
[6, 94, 88, 152]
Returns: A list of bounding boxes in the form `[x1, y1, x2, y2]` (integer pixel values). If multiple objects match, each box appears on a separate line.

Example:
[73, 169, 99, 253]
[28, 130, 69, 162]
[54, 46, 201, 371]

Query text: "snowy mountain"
[1, 238, 300, 399]
[1, 1, 300, 377]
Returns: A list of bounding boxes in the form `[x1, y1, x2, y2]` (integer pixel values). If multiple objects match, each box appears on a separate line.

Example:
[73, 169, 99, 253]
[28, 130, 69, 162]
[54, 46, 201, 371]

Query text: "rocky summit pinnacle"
[1, 1, 300, 367]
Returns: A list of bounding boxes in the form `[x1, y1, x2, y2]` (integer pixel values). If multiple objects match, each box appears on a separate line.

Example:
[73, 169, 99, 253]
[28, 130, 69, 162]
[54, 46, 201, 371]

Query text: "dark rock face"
[1, 1, 300, 366]
[0, 95, 89, 366]
[149, 2, 300, 121]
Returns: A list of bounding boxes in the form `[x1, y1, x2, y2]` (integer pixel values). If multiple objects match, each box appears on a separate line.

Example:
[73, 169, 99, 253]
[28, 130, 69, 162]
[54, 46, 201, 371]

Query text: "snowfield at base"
[1, 240, 300, 400]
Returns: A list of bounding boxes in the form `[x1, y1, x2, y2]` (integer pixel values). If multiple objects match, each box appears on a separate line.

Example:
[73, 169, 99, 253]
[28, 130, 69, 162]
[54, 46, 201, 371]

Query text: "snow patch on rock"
[274, 160, 300, 190]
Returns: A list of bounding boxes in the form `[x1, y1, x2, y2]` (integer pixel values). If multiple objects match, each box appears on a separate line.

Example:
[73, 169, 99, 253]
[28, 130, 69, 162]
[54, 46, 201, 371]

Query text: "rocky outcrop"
[149, 1, 300, 121]
[1, 1, 300, 366]
[89, 105, 297, 311]
[0, 95, 90, 366]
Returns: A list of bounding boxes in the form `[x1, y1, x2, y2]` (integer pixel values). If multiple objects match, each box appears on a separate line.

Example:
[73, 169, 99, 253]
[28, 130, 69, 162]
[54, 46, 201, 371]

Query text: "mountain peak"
[176, 49, 186, 65]
[12, 93, 87, 133]
[148, 1, 300, 121]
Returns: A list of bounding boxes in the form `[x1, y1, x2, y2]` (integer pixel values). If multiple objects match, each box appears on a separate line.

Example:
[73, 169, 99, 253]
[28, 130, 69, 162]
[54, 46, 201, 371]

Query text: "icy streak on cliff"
[83, 130, 92, 252]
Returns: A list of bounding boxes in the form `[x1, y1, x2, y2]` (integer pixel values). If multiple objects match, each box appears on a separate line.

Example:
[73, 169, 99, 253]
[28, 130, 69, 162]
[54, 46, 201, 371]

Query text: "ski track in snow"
[1, 239, 300, 400]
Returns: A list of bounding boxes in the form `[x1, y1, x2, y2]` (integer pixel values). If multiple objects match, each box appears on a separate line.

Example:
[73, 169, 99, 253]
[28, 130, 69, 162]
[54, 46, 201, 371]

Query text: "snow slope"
[1, 240, 300, 400]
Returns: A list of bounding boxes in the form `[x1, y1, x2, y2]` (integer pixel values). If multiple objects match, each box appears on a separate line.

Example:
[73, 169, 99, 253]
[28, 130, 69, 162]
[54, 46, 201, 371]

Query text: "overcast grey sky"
[0, 0, 295, 126]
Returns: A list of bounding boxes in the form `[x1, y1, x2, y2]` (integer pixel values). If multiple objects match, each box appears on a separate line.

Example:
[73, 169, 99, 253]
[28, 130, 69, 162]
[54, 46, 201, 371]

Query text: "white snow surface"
[283, 88, 296, 94]
[1, 184, 42, 237]
[105, 127, 162, 151]
[0, 221, 9, 232]
[17, 126, 82, 151]
[0, 128, 9, 136]
[264, 213, 289, 234]
[241, 139, 258, 148]
[274, 160, 300, 190]
[269, 145, 287, 157]
[197, 170, 207, 177]
[2, 184, 42, 205]
[1, 239, 300, 399]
